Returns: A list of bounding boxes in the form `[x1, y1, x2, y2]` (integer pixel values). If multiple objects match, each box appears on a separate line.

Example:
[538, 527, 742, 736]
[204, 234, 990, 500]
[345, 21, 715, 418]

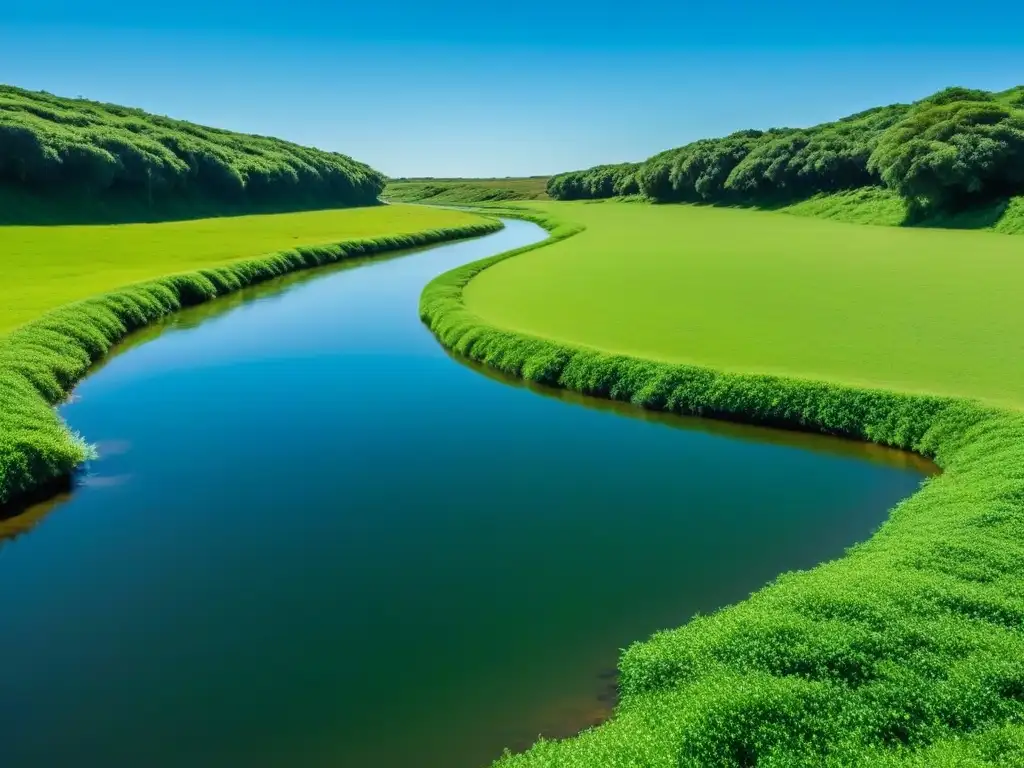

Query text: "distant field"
[384, 177, 549, 204]
[0, 204, 483, 334]
[465, 201, 1024, 406]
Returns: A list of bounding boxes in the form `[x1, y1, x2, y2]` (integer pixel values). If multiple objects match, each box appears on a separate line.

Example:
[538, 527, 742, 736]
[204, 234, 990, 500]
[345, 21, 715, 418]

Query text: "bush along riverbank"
[0, 218, 502, 509]
[420, 211, 1024, 766]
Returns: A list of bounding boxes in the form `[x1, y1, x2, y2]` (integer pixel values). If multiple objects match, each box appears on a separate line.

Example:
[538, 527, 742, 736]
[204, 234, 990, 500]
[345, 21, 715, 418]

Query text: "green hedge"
[0, 218, 502, 507]
[420, 211, 1024, 766]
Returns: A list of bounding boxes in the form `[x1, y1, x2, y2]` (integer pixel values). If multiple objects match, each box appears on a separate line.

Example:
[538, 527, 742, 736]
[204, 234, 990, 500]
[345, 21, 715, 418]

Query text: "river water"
[0, 219, 931, 767]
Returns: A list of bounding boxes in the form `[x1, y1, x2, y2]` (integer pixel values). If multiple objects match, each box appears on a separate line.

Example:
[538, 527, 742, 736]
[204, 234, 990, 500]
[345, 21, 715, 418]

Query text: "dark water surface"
[0, 220, 933, 768]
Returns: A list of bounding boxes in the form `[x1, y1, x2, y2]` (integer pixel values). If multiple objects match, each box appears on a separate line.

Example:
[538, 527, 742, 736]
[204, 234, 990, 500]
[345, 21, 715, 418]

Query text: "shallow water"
[0, 220, 932, 768]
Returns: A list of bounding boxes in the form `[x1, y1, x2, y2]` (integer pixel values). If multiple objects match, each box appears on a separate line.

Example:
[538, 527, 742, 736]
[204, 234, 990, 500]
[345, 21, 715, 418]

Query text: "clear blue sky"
[2, 2, 1022, 178]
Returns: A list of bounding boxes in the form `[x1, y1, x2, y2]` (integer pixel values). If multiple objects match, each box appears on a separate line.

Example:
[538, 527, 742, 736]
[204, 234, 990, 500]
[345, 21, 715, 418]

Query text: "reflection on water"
[457, 351, 937, 475]
[0, 221, 933, 768]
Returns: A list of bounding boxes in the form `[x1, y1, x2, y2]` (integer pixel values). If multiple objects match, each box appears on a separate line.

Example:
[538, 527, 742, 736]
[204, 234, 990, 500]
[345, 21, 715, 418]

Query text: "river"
[0, 219, 932, 767]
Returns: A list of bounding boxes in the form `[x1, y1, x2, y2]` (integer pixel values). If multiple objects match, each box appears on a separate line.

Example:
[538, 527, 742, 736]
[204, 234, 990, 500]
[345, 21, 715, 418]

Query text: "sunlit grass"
[465, 201, 1024, 407]
[0, 204, 483, 334]
[384, 177, 550, 204]
[419, 204, 1024, 766]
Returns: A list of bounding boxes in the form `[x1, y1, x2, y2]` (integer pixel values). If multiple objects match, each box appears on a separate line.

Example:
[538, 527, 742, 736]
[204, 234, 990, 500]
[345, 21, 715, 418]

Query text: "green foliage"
[776, 187, 909, 226]
[545, 163, 640, 200]
[994, 197, 1024, 235]
[384, 177, 550, 204]
[776, 188, 1024, 232]
[547, 85, 1024, 222]
[868, 99, 1024, 212]
[0, 205, 488, 333]
[420, 208, 1024, 767]
[0, 84, 386, 218]
[0, 217, 500, 506]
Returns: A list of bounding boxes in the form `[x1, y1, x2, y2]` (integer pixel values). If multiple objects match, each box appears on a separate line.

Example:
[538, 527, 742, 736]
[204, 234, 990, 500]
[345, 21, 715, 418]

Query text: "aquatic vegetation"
[0, 209, 500, 506]
[420, 204, 1024, 766]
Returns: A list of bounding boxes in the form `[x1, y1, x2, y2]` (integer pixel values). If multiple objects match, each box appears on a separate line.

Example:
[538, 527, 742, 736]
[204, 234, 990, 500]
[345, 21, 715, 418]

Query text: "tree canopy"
[548, 85, 1024, 214]
[0, 85, 385, 212]
[545, 163, 640, 200]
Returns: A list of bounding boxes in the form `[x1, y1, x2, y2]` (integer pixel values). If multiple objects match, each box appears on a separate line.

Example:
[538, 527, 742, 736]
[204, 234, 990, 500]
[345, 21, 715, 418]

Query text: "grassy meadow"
[0, 205, 484, 334]
[464, 201, 1024, 407]
[418, 202, 1024, 766]
[384, 176, 549, 204]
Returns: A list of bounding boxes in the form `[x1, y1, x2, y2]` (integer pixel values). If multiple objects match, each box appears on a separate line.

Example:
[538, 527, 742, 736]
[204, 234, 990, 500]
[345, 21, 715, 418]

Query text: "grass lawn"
[384, 177, 550, 204]
[464, 201, 1024, 407]
[419, 199, 1024, 767]
[0, 204, 484, 335]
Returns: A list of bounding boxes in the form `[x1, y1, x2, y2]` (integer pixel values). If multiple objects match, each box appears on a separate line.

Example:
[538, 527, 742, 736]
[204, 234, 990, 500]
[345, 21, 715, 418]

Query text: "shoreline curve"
[0, 217, 503, 509]
[419, 207, 1024, 765]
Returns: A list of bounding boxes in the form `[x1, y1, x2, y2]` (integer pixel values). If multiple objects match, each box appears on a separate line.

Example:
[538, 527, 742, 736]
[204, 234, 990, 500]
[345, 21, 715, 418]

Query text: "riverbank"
[420, 204, 1024, 766]
[1, 216, 925, 768]
[0, 206, 500, 507]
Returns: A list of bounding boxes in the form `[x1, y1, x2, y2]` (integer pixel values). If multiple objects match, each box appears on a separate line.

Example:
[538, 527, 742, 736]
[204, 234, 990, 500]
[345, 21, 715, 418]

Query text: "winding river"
[0, 220, 932, 767]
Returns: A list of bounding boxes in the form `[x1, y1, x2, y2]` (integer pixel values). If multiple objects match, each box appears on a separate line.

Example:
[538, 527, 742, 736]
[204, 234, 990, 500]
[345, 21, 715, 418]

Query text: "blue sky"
[2, 2, 1022, 177]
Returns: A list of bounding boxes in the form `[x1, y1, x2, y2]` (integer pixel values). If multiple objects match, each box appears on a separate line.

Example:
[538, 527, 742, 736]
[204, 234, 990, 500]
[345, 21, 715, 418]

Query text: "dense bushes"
[869, 98, 1024, 213]
[420, 209, 1024, 767]
[545, 163, 640, 200]
[0, 85, 386, 213]
[0, 218, 501, 507]
[548, 85, 1024, 215]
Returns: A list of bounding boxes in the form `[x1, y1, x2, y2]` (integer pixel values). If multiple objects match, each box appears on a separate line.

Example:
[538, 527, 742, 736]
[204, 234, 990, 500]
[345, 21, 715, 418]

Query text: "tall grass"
[0, 218, 501, 507]
[420, 209, 1024, 766]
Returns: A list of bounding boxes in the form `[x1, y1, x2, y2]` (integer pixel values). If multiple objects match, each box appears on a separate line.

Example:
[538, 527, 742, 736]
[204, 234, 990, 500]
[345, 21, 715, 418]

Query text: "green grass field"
[383, 176, 550, 204]
[0, 204, 483, 334]
[418, 203, 1024, 766]
[464, 201, 1024, 407]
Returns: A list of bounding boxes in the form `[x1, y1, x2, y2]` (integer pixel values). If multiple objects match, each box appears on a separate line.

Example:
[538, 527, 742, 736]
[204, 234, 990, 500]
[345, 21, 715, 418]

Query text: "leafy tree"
[0, 85, 385, 211]
[548, 85, 1024, 215]
[868, 99, 1024, 211]
[547, 163, 640, 200]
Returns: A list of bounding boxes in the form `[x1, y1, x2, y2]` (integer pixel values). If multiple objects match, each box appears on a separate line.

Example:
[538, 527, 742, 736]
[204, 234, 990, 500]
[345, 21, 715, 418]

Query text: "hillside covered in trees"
[547, 86, 1024, 218]
[0, 85, 386, 222]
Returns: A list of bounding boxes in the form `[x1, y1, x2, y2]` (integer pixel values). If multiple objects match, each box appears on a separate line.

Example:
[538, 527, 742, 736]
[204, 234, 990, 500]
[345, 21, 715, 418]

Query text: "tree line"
[0, 85, 386, 210]
[547, 85, 1024, 214]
